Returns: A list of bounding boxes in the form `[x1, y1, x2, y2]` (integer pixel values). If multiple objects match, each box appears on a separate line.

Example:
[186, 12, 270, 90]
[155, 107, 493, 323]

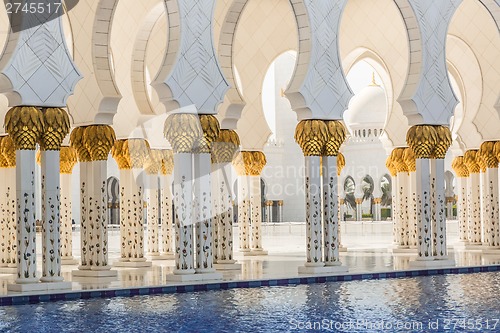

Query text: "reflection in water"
[1, 272, 500, 332]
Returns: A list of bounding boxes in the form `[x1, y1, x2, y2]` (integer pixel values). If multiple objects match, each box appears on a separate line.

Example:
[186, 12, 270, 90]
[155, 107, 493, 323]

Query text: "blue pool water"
[1, 272, 500, 332]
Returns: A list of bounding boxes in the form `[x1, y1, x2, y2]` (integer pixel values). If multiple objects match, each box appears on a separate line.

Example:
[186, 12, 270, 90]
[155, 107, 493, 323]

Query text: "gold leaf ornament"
[294, 120, 329, 156]
[463, 150, 481, 174]
[84, 125, 116, 161]
[212, 129, 240, 164]
[324, 120, 346, 157]
[60, 146, 78, 174]
[70, 127, 91, 162]
[40, 108, 70, 151]
[164, 113, 203, 154]
[5, 106, 44, 150]
[161, 149, 174, 175]
[406, 125, 438, 159]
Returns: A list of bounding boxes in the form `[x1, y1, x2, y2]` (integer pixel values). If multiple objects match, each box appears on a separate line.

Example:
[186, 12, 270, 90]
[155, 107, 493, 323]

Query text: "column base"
[61, 258, 79, 265]
[165, 272, 223, 282]
[298, 265, 348, 274]
[0, 267, 17, 274]
[243, 249, 268, 256]
[72, 269, 118, 278]
[391, 247, 416, 254]
[40, 276, 64, 283]
[113, 261, 152, 268]
[152, 253, 175, 260]
[409, 259, 456, 268]
[464, 244, 484, 251]
[213, 263, 241, 271]
[7, 281, 72, 293]
[482, 247, 500, 254]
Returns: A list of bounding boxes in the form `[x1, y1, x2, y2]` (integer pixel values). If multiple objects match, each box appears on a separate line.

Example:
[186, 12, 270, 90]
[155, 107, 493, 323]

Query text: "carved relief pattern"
[147, 175, 160, 255]
[174, 174, 194, 271]
[323, 156, 340, 265]
[60, 174, 73, 259]
[161, 174, 174, 256]
[158, 0, 229, 114]
[287, 0, 352, 120]
[250, 176, 263, 251]
[238, 176, 250, 251]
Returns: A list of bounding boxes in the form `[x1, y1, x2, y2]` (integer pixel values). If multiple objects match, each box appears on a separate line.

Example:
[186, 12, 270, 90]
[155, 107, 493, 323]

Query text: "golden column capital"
[40, 107, 70, 151]
[373, 198, 382, 204]
[84, 125, 116, 161]
[164, 113, 203, 154]
[390, 148, 409, 174]
[60, 146, 78, 174]
[432, 126, 452, 159]
[324, 120, 346, 156]
[355, 198, 363, 205]
[145, 149, 164, 175]
[403, 147, 416, 172]
[493, 141, 500, 167]
[0, 136, 16, 167]
[128, 138, 151, 169]
[250, 151, 266, 176]
[111, 139, 132, 170]
[463, 150, 481, 174]
[70, 127, 91, 162]
[406, 125, 438, 159]
[161, 149, 174, 175]
[212, 129, 240, 164]
[0, 137, 8, 168]
[195, 114, 220, 154]
[233, 151, 267, 176]
[294, 120, 329, 156]
[452, 156, 469, 178]
[337, 152, 345, 176]
[339, 199, 345, 205]
[5, 106, 44, 150]
[480, 141, 498, 169]
[477, 151, 487, 173]
[385, 155, 397, 177]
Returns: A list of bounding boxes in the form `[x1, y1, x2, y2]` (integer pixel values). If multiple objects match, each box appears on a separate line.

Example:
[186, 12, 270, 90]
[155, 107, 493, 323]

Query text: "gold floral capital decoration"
[0, 136, 16, 167]
[337, 152, 345, 176]
[294, 120, 329, 156]
[233, 151, 267, 176]
[127, 139, 150, 169]
[164, 113, 203, 154]
[70, 127, 91, 162]
[5, 106, 44, 151]
[390, 148, 409, 174]
[111, 140, 131, 170]
[84, 125, 116, 161]
[145, 149, 164, 175]
[432, 126, 452, 159]
[385, 155, 397, 177]
[195, 115, 220, 154]
[451, 156, 469, 178]
[161, 150, 174, 175]
[324, 120, 346, 157]
[403, 147, 416, 172]
[212, 129, 240, 164]
[463, 150, 481, 174]
[60, 146, 78, 174]
[406, 125, 438, 159]
[0, 137, 8, 168]
[480, 141, 498, 169]
[40, 107, 70, 151]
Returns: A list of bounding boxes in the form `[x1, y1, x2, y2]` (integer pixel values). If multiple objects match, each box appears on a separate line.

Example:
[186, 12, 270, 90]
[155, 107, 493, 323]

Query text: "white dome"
[344, 84, 387, 130]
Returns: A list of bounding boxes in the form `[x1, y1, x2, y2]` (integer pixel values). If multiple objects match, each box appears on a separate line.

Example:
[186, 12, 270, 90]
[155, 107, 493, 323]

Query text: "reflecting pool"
[1, 272, 500, 332]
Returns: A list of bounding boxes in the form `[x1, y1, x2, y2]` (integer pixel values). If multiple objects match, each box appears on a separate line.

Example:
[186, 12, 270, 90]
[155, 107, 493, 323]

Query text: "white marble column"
[172, 153, 195, 275]
[194, 152, 216, 273]
[303, 156, 323, 268]
[415, 158, 433, 260]
[159, 168, 174, 259]
[237, 174, 251, 253]
[398, 171, 410, 248]
[0, 161, 8, 267]
[40, 150, 63, 282]
[464, 151, 482, 245]
[119, 168, 132, 261]
[249, 174, 267, 255]
[60, 172, 75, 264]
[457, 177, 469, 242]
[14, 149, 38, 284]
[323, 155, 342, 267]
[211, 129, 240, 269]
[431, 158, 447, 259]
[408, 171, 418, 248]
[355, 198, 363, 222]
[481, 142, 500, 250]
[146, 173, 160, 257]
[5, 165, 16, 268]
